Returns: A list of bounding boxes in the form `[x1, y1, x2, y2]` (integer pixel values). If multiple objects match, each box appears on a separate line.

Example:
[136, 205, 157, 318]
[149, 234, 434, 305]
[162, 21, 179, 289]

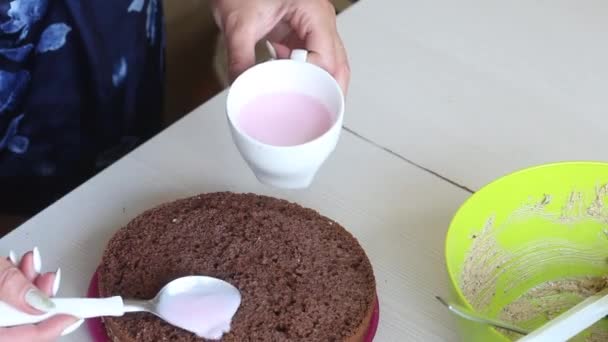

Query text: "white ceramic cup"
[226, 49, 345, 189]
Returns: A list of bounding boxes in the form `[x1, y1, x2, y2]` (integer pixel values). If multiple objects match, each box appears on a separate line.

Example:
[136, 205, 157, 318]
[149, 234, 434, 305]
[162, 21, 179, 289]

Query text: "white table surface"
[341, 0, 608, 191]
[3, 0, 604, 341]
[0, 90, 470, 341]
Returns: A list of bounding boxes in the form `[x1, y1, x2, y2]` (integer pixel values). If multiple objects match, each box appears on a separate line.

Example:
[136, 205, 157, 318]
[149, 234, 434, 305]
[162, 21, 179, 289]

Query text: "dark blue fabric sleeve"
[0, 0, 165, 214]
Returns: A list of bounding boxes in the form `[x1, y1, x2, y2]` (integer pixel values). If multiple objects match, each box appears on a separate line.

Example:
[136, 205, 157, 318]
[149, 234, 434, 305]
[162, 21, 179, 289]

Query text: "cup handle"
[264, 42, 308, 62]
[290, 49, 308, 62]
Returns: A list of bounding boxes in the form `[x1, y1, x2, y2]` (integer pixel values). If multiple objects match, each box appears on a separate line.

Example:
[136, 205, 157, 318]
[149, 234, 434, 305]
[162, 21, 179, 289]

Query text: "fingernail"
[25, 288, 55, 312]
[61, 319, 84, 336]
[265, 40, 277, 59]
[32, 246, 41, 274]
[52, 268, 61, 296]
[8, 250, 18, 265]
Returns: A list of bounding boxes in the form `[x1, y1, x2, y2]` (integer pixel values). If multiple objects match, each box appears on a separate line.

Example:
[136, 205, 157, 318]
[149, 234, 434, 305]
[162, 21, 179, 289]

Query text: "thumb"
[223, 15, 257, 82]
[0, 258, 54, 314]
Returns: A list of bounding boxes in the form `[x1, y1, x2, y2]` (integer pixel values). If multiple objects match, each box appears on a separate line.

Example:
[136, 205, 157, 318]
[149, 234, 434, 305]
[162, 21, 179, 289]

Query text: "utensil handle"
[0, 297, 125, 327]
[518, 292, 608, 342]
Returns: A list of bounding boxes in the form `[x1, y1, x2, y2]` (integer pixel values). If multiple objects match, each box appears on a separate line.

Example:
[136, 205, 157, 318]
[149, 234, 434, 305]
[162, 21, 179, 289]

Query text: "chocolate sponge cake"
[98, 192, 376, 341]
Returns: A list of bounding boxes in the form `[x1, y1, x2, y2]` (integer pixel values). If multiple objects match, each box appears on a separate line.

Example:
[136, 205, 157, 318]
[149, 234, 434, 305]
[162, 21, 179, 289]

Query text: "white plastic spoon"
[518, 290, 608, 342]
[0, 276, 241, 340]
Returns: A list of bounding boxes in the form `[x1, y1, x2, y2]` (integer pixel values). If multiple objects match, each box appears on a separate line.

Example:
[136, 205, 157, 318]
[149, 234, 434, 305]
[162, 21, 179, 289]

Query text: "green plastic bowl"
[445, 162, 608, 341]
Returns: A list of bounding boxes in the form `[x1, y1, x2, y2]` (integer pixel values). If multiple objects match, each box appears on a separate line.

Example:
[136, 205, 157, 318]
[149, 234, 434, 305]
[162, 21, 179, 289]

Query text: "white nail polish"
[32, 246, 41, 274]
[52, 268, 61, 296]
[61, 319, 84, 336]
[25, 288, 55, 312]
[8, 250, 18, 265]
[265, 40, 277, 59]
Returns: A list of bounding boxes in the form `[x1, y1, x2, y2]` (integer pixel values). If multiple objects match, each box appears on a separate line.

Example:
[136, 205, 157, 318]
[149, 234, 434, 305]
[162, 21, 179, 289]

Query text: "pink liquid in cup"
[238, 92, 334, 146]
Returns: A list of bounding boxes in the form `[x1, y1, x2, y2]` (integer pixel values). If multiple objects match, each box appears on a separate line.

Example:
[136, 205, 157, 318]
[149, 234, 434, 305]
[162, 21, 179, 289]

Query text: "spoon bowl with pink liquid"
[0, 276, 242, 340]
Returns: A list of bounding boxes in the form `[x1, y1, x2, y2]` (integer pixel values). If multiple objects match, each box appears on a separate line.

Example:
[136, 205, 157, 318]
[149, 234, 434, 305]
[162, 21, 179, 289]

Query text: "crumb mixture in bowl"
[446, 162, 608, 342]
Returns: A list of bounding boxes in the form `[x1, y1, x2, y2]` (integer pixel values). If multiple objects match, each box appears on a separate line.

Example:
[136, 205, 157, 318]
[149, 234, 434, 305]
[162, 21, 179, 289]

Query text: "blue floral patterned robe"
[0, 0, 164, 214]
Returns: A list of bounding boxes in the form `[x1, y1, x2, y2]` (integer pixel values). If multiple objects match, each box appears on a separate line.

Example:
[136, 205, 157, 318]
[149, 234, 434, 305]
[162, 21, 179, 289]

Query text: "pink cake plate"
[87, 270, 380, 341]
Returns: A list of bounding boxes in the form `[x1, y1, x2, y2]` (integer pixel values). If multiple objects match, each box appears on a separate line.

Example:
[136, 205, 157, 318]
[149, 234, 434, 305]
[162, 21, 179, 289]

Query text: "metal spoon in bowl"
[0, 276, 242, 340]
[435, 296, 530, 336]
